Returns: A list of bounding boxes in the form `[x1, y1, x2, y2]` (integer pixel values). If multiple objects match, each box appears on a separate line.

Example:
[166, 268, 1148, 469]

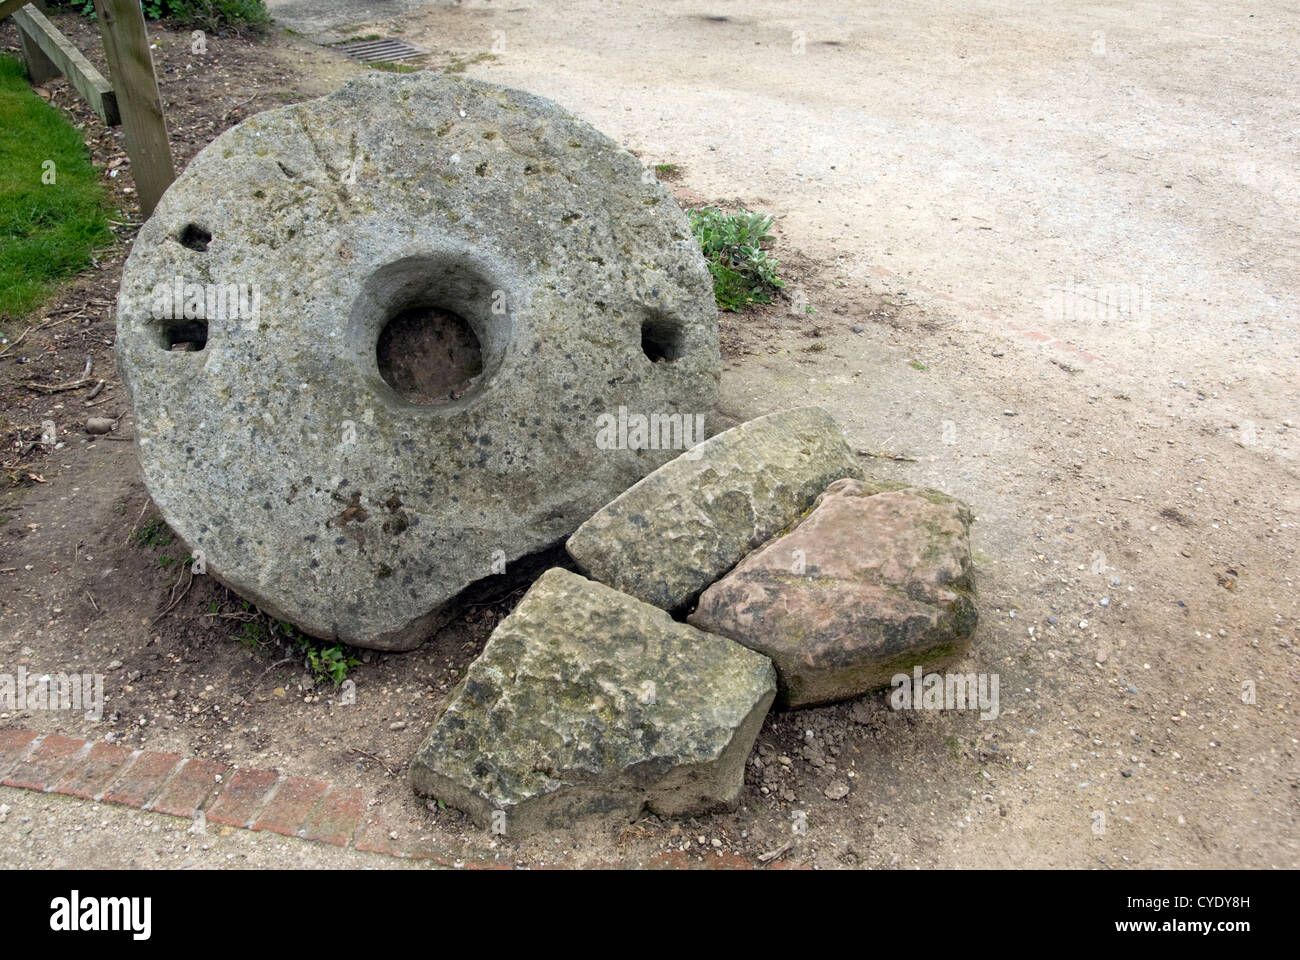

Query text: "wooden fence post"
[93, 0, 173, 218]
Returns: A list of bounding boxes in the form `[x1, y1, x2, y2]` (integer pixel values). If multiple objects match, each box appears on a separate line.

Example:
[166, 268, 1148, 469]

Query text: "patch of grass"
[133, 516, 174, 549]
[687, 205, 785, 312]
[444, 52, 499, 73]
[0, 54, 114, 325]
[238, 620, 264, 650]
[365, 61, 418, 74]
[653, 162, 683, 180]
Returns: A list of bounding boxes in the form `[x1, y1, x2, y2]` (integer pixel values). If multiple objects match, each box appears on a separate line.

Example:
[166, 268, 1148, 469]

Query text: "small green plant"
[302, 643, 361, 687]
[239, 620, 265, 650]
[653, 163, 682, 180]
[909, 359, 928, 371]
[687, 206, 785, 312]
[228, 600, 361, 685]
[205, 588, 364, 685]
[133, 516, 173, 549]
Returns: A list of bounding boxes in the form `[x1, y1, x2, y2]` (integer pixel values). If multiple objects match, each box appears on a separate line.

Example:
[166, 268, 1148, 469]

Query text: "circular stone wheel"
[115, 73, 718, 649]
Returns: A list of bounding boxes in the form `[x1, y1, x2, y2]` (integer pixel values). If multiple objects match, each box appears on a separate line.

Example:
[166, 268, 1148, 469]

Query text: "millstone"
[114, 73, 718, 649]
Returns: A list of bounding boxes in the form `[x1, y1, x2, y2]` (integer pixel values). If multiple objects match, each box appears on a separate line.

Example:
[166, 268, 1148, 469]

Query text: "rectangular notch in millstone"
[162, 320, 208, 352]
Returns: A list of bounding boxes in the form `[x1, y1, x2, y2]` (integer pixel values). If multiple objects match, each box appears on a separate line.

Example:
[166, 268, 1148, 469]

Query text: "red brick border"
[103, 750, 183, 808]
[205, 767, 278, 828]
[0, 728, 788, 868]
[0, 730, 384, 851]
[0, 729, 486, 864]
[1, 733, 86, 791]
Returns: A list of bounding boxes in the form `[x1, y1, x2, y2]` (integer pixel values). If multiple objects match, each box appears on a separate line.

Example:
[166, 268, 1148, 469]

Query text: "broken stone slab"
[408, 567, 776, 836]
[565, 406, 862, 611]
[688, 478, 978, 709]
[113, 72, 718, 650]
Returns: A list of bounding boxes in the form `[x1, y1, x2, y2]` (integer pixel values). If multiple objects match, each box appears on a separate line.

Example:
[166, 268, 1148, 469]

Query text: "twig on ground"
[0, 325, 34, 360]
[151, 563, 195, 625]
[350, 747, 399, 777]
[124, 501, 149, 546]
[855, 448, 919, 462]
[248, 656, 296, 691]
[758, 841, 794, 864]
[27, 356, 93, 393]
[222, 94, 257, 122]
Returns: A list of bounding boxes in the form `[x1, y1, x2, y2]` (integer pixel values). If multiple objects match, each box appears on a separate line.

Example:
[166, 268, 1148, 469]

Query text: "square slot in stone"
[162, 320, 208, 352]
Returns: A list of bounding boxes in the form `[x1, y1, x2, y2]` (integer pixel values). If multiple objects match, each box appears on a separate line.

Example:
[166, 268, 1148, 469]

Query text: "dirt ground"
[2, 1, 1296, 869]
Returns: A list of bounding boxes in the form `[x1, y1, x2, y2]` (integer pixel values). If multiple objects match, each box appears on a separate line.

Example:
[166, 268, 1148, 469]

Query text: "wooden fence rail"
[11, 4, 118, 124]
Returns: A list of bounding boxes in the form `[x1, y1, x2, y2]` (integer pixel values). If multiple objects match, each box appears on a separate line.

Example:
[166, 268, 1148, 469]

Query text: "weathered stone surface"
[688, 478, 977, 709]
[565, 406, 862, 610]
[114, 72, 718, 649]
[408, 568, 775, 836]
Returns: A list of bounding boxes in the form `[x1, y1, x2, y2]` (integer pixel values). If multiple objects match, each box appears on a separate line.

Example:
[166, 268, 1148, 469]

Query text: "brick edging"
[0, 727, 385, 857]
[0, 727, 789, 869]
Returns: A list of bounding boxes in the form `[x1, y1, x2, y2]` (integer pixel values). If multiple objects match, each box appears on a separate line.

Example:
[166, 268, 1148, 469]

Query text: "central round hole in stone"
[351, 252, 512, 409]
[376, 306, 484, 405]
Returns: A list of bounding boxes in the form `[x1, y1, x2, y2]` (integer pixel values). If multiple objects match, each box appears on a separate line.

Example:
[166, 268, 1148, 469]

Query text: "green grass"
[0, 54, 114, 325]
[687, 206, 786, 312]
[133, 516, 174, 549]
[365, 61, 418, 74]
[444, 52, 499, 74]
